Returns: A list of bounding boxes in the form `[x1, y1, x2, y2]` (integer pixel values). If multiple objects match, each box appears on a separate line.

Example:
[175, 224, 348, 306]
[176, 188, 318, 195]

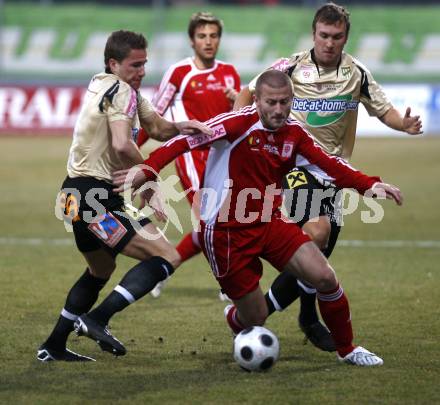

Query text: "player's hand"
[176, 120, 213, 136]
[371, 182, 403, 206]
[403, 107, 423, 135]
[112, 167, 147, 193]
[139, 185, 167, 222]
[224, 87, 239, 102]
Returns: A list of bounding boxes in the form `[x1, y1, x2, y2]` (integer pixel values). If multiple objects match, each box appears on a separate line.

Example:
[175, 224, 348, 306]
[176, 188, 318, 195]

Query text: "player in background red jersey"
[137, 12, 240, 298]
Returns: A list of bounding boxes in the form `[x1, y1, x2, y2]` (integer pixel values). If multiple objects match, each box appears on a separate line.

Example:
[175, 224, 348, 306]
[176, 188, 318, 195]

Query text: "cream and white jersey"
[67, 72, 155, 182]
[249, 50, 392, 161]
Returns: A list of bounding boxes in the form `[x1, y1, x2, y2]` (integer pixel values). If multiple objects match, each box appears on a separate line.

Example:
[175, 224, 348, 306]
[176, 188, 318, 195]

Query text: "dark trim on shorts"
[60, 176, 151, 255]
[282, 167, 342, 227]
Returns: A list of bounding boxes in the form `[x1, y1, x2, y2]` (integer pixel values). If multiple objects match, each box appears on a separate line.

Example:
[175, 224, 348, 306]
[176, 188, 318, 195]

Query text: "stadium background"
[1, 1, 439, 404]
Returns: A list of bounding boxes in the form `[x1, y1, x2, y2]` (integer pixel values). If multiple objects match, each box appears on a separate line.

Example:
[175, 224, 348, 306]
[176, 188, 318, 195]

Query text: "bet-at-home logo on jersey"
[292, 94, 359, 127]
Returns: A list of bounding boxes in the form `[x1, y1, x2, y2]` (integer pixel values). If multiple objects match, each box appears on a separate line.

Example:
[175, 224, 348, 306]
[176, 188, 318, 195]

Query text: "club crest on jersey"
[282, 142, 294, 158]
[341, 66, 352, 77]
[88, 212, 127, 247]
[224, 75, 235, 88]
[299, 65, 316, 83]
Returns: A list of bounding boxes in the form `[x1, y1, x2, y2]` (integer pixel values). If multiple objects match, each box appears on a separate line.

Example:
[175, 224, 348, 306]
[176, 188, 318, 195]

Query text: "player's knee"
[314, 265, 337, 291]
[87, 256, 116, 279]
[158, 247, 181, 269]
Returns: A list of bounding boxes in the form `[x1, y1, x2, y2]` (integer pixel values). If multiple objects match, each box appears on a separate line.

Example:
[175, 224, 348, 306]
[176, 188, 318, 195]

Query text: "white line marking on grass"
[337, 240, 440, 248]
[0, 237, 73, 246]
[1, 237, 440, 248]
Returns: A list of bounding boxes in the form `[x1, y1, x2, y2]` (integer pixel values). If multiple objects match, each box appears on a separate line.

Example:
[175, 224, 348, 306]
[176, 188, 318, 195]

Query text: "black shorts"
[282, 167, 342, 227]
[58, 176, 151, 255]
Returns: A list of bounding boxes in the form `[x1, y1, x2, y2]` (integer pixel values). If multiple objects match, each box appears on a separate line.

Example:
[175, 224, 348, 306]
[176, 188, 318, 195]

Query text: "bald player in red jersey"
[113, 70, 403, 366]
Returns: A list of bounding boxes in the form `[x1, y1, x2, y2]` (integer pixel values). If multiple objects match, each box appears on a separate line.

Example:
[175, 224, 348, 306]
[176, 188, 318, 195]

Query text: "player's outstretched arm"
[141, 112, 213, 141]
[370, 182, 403, 206]
[233, 86, 253, 110]
[174, 120, 213, 135]
[112, 168, 167, 221]
[113, 167, 146, 193]
[379, 107, 423, 135]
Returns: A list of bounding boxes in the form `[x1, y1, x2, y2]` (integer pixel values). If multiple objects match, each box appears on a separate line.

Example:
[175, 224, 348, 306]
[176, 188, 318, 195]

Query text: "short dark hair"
[255, 70, 292, 97]
[104, 30, 147, 73]
[312, 2, 351, 37]
[188, 12, 223, 39]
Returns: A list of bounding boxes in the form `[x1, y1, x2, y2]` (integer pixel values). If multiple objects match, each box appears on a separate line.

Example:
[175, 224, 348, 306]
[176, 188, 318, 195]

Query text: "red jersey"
[137, 58, 241, 203]
[143, 107, 380, 228]
[152, 57, 241, 122]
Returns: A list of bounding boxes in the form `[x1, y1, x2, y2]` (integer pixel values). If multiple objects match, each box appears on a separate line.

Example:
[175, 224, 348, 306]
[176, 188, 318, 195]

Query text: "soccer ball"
[233, 326, 279, 372]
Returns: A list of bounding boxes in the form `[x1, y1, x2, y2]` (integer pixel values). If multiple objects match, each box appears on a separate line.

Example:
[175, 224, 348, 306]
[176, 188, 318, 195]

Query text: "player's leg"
[38, 178, 121, 362]
[37, 246, 114, 362]
[224, 287, 268, 335]
[265, 168, 336, 351]
[89, 223, 180, 323]
[150, 153, 203, 298]
[199, 223, 266, 334]
[284, 241, 383, 366]
[75, 221, 180, 355]
[175, 152, 204, 260]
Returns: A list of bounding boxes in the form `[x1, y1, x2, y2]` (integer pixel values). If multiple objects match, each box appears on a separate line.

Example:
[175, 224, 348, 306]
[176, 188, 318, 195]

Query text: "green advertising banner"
[2, 3, 440, 83]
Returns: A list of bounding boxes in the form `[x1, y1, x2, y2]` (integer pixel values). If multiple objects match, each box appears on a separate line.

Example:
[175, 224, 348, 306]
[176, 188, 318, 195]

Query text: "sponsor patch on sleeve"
[154, 82, 177, 115]
[270, 58, 291, 72]
[187, 123, 227, 149]
[125, 88, 138, 118]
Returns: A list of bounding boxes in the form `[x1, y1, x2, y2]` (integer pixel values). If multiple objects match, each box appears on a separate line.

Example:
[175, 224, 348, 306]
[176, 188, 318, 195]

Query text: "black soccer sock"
[265, 271, 301, 316]
[298, 282, 319, 326]
[44, 268, 108, 351]
[88, 256, 174, 325]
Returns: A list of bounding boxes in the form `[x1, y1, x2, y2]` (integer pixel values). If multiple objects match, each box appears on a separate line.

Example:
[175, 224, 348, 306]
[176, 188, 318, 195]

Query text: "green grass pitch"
[0, 136, 439, 404]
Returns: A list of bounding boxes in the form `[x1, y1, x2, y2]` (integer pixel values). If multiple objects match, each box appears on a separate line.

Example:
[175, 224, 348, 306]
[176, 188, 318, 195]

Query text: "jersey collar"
[310, 48, 342, 77]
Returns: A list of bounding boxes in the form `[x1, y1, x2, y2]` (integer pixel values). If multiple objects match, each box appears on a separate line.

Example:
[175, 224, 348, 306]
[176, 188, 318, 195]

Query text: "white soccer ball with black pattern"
[233, 326, 279, 372]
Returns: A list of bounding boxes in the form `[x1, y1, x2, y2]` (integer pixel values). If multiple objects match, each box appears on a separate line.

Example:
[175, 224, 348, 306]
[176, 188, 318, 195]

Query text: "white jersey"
[67, 72, 155, 182]
[249, 50, 392, 161]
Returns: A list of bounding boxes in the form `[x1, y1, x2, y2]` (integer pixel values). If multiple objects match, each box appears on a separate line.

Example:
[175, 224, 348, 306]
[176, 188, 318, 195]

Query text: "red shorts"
[175, 148, 209, 205]
[199, 212, 311, 300]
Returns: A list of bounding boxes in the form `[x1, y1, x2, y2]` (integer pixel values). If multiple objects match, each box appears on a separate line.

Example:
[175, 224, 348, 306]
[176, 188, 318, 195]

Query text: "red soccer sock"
[225, 305, 245, 335]
[317, 284, 355, 357]
[176, 232, 202, 263]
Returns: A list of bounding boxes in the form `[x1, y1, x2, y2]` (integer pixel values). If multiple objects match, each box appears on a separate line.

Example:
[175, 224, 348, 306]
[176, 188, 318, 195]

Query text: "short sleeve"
[107, 83, 138, 122]
[356, 61, 393, 117]
[137, 95, 156, 121]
